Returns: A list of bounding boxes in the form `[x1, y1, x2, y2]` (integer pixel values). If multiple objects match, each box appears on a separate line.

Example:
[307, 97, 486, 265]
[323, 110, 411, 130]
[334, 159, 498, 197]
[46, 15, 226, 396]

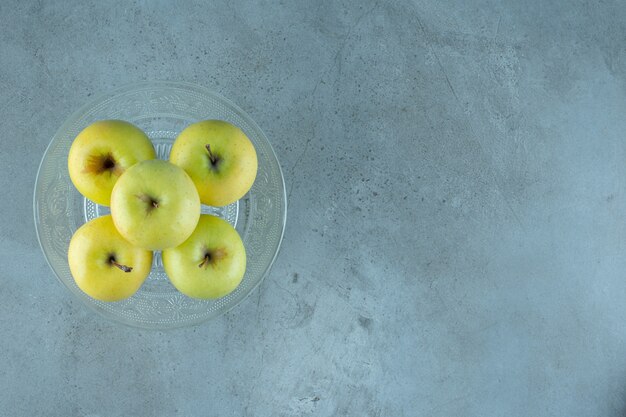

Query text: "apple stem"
[198, 253, 211, 268]
[205, 144, 219, 165]
[109, 256, 133, 273]
[136, 194, 159, 210]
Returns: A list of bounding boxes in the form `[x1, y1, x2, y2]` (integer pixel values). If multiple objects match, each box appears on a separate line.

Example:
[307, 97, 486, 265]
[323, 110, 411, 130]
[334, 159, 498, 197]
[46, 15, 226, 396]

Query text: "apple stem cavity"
[198, 248, 227, 268]
[198, 253, 211, 269]
[136, 194, 159, 211]
[103, 156, 115, 170]
[205, 144, 221, 168]
[108, 255, 133, 273]
[83, 153, 122, 176]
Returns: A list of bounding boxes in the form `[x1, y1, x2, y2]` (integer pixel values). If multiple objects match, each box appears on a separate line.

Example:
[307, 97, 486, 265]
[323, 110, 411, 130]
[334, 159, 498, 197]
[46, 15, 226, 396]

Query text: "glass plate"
[34, 81, 287, 329]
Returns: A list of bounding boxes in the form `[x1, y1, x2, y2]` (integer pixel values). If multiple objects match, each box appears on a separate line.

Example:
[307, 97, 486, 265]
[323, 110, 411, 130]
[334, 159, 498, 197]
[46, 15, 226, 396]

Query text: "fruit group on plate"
[110, 159, 201, 250]
[68, 215, 153, 301]
[66, 118, 254, 302]
[68, 120, 156, 206]
[170, 120, 258, 207]
[163, 214, 246, 299]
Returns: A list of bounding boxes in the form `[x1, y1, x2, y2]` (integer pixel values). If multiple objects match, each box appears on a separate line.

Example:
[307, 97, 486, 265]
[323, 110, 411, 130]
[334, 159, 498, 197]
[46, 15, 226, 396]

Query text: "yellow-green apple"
[169, 120, 257, 207]
[162, 214, 246, 299]
[110, 159, 200, 250]
[68, 215, 153, 302]
[68, 120, 156, 206]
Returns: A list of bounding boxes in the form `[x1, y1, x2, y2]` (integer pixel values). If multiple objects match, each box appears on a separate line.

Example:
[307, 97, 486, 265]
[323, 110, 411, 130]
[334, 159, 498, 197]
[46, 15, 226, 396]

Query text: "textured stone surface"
[2, 0, 626, 415]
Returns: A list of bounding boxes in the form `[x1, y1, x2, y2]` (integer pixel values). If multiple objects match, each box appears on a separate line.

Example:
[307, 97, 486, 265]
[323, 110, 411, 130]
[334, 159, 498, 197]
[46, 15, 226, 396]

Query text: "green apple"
[68, 120, 156, 206]
[169, 120, 258, 207]
[110, 159, 201, 250]
[162, 214, 246, 299]
[68, 215, 153, 302]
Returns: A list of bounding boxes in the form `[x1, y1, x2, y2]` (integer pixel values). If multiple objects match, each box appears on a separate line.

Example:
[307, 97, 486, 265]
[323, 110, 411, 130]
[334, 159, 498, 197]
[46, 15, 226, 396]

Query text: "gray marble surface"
[2, 0, 626, 415]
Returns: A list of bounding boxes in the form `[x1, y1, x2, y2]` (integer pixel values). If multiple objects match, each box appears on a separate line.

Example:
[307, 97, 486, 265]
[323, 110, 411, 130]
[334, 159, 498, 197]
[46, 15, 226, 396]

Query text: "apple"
[68, 215, 153, 302]
[169, 120, 258, 207]
[110, 159, 201, 250]
[162, 214, 246, 299]
[68, 120, 156, 206]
